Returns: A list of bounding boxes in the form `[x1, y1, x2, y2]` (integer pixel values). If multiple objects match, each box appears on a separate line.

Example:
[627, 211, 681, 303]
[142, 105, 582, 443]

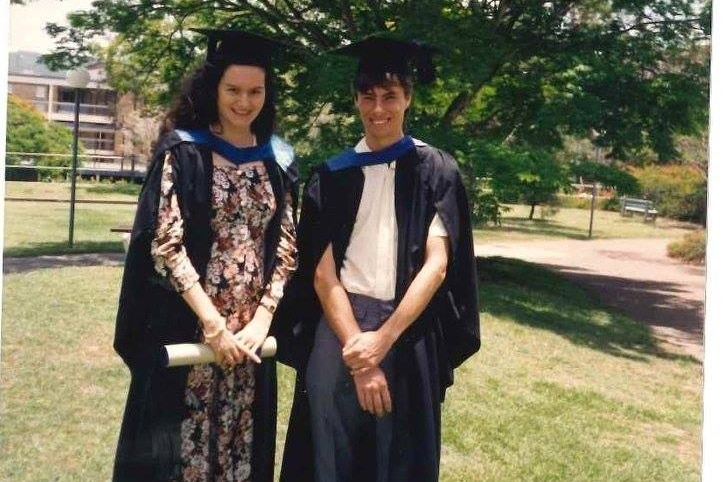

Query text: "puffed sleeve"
[150, 151, 201, 292]
[258, 191, 298, 314]
[428, 213, 449, 238]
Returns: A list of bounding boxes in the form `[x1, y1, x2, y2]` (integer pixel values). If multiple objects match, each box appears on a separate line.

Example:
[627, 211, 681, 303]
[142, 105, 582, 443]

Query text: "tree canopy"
[41, 0, 711, 220]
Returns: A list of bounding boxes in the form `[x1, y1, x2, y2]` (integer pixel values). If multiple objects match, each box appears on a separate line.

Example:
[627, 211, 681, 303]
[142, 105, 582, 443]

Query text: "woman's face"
[216, 64, 266, 134]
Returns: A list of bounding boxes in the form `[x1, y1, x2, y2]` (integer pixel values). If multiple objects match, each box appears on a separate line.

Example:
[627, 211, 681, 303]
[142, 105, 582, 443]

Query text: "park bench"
[111, 225, 132, 252]
[619, 197, 658, 222]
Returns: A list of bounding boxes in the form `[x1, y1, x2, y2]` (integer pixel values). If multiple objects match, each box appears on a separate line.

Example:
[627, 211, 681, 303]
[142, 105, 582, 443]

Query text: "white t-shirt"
[339, 137, 449, 300]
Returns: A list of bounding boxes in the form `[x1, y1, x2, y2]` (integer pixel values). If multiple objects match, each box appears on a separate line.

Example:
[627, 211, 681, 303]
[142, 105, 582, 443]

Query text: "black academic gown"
[112, 131, 298, 482]
[276, 142, 480, 482]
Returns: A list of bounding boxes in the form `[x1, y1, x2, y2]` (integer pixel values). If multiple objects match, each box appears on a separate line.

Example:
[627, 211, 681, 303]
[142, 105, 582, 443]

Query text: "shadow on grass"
[477, 257, 699, 364]
[481, 217, 590, 240]
[542, 263, 704, 339]
[3, 241, 124, 258]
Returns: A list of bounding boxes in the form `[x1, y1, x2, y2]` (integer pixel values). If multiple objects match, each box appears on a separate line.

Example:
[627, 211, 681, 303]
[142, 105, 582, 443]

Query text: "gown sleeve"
[432, 157, 481, 368]
[150, 151, 201, 293]
[259, 191, 299, 314]
[270, 167, 325, 368]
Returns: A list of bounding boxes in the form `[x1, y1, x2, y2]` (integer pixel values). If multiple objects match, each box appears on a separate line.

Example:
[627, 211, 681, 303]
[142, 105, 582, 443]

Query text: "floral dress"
[151, 151, 297, 481]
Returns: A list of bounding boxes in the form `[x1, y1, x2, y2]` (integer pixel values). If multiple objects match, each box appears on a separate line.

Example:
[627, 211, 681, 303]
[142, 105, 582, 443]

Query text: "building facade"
[8, 51, 120, 159]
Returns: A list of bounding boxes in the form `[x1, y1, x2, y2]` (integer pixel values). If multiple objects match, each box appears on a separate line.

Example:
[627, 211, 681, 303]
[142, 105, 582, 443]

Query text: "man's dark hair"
[353, 71, 413, 97]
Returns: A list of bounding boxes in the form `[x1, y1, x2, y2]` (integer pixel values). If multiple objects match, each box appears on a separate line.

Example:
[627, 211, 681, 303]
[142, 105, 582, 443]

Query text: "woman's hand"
[233, 305, 273, 364]
[205, 326, 245, 367]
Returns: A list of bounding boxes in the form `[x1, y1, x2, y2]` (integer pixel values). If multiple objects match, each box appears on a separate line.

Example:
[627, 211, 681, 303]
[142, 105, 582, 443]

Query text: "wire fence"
[4, 158, 142, 254]
[4, 151, 147, 183]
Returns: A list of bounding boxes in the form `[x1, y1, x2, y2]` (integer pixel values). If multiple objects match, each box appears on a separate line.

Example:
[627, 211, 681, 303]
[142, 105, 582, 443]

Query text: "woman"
[112, 29, 298, 482]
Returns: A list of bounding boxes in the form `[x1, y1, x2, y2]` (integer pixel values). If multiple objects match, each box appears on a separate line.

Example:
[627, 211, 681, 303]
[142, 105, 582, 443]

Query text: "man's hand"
[352, 366, 392, 416]
[342, 330, 394, 372]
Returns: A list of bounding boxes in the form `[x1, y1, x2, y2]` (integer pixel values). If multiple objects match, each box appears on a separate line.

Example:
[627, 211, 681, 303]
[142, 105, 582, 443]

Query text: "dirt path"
[3, 238, 705, 361]
[475, 238, 705, 361]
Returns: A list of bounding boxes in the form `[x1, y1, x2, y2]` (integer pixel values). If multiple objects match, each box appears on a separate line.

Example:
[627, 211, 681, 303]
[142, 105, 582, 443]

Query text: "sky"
[9, 0, 96, 54]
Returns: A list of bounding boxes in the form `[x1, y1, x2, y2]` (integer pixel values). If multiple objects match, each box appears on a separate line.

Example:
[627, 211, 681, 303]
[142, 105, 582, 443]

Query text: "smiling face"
[354, 78, 411, 150]
[216, 64, 266, 136]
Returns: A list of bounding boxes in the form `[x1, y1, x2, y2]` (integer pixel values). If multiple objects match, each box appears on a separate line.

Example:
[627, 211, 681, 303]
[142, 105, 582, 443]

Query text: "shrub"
[556, 194, 620, 212]
[667, 231, 706, 264]
[469, 183, 507, 226]
[633, 164, 707, 224]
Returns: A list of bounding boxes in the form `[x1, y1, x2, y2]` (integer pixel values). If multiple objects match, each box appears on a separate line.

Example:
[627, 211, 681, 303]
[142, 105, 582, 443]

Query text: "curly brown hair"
[161, 59, 276, 142]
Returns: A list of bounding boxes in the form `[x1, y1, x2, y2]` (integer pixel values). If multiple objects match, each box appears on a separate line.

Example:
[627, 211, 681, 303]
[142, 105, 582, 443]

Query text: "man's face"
[354, 80, 411, 145]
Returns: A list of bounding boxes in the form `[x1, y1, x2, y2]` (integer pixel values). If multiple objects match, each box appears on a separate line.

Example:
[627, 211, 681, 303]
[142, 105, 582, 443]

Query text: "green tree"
[568, 160, 639, 196]
[39, 0, 710, 217]
[474, 143, 568, 220]
[5, 94, 77, 179]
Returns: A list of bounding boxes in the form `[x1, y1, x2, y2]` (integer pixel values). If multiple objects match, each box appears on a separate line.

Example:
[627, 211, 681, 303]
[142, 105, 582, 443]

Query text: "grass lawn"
[0, 260, 701, 481]
[474, 204, 701, 243]
[4, 181, 704, 257]
[3, 181, 138, 257]
[4, 180, 142, 200]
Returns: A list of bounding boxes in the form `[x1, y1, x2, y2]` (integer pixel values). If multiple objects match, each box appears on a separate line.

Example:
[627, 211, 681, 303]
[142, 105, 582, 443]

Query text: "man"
[276, 36, 480, 482]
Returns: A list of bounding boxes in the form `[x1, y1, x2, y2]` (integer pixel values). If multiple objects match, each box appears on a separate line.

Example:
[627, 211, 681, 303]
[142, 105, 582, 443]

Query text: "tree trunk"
[528, 203, 536, 220]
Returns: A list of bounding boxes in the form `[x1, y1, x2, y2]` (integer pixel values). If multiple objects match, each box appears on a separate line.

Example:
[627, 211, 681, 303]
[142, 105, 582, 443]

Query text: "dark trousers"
[306, 293, 396, 482]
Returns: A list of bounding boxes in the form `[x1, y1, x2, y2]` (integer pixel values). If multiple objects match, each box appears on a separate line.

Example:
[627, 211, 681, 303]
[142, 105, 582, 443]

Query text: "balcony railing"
[53, 102, 112, 116]
[21, 100, 113, 119]
[31, 100, 49, 112]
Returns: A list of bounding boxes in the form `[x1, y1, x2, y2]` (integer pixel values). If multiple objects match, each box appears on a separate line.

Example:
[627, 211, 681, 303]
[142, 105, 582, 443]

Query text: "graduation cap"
[191, 28, 287, 68]
[334, 35, 437, 84]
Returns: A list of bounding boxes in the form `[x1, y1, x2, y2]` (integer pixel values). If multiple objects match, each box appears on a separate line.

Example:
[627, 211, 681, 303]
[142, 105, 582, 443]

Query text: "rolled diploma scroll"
[163, 337, 277, 367]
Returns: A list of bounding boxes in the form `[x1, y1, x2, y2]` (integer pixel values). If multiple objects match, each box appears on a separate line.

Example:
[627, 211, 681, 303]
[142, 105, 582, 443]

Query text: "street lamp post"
[588, 145, 601, 239]
[588, 129, 601, 239]
[66, 67, 90, 247]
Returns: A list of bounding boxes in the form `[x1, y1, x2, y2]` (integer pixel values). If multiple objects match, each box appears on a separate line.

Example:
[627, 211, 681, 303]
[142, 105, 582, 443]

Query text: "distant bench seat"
[620, 197, 658, 222]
